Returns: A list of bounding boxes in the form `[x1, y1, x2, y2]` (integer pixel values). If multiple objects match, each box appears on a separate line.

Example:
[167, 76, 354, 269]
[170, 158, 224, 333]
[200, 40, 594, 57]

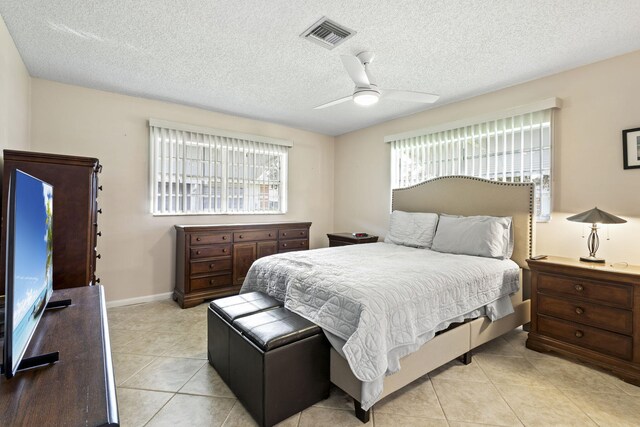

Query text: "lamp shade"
[566, 207, 626, 224]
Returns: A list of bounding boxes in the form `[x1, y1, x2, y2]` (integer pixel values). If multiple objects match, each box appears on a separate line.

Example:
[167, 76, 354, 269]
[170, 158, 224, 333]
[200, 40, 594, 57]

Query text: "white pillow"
[385, 210, 439, 249]
[431, 215, 513, 259]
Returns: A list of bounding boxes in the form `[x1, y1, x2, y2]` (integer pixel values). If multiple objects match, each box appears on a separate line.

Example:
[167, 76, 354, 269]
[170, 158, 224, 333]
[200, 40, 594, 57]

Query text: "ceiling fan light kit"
[314, 51, 440, 110]
[353, 88, 380, 106]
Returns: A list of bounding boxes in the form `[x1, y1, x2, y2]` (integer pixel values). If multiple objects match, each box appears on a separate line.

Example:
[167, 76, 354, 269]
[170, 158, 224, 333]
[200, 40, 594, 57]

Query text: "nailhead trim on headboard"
[391, 175, 535, 258]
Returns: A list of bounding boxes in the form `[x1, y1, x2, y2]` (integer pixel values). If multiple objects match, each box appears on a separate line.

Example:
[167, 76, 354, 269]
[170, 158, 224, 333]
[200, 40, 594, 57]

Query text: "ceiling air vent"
[300, 17, 356, 50]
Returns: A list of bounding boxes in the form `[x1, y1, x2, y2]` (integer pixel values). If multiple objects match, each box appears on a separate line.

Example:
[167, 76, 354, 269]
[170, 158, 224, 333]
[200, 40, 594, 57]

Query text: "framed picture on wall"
[623, 127, 640, 169]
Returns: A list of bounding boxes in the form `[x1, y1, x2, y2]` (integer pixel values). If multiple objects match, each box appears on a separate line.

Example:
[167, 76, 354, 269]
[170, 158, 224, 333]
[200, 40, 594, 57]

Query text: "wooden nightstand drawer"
[190, 258, 232, 275]
[190, 245, 232, 259]
[190, 233, 231, 245]
[234, 230, 277, 242]
[537, 315, 633, 360]
[279, 239, 309, 251]
[279, 228, 308, 239]
[537, 293, 633, 335]
[538, 273, 633, 308]
[190, 273, 233, 291]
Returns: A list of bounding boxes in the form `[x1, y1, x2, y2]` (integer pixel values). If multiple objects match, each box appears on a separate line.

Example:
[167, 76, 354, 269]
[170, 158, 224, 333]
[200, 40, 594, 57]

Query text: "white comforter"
[241, 242, 519, 408]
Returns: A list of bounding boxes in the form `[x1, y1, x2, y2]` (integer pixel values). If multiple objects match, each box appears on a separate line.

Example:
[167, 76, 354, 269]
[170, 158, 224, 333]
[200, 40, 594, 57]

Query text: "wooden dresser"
[527, 256, 640, 385]
[174, 222, 311, 308]
[1, 150, 102, 291]
[0, 286, 118, 426]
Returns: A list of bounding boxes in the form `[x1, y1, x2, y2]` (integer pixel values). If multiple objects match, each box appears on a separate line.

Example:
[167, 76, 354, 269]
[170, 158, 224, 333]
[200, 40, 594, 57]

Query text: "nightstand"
[526, 256, 640, 386]
[327, 233, 379, 247]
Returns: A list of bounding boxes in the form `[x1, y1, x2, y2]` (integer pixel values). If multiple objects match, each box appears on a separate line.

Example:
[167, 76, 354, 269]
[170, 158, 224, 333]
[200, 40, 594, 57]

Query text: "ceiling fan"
[314, 51, 440, 109]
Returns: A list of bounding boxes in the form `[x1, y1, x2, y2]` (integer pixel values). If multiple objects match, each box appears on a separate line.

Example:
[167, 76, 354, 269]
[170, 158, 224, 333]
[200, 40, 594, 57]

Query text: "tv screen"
[3, 169, 53, 378]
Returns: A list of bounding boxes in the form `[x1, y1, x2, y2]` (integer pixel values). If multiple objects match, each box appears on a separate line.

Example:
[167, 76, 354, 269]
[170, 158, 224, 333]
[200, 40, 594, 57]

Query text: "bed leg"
[460, 350, 472, 365]
[353, 399, 371, 423]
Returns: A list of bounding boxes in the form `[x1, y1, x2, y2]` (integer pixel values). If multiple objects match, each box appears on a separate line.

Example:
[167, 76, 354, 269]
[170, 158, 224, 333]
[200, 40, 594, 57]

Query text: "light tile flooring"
[108, 300, 640, 427]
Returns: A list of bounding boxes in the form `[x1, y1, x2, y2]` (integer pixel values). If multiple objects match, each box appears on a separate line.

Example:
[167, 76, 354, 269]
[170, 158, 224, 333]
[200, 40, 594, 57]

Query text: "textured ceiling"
[2, 1, 640, 136]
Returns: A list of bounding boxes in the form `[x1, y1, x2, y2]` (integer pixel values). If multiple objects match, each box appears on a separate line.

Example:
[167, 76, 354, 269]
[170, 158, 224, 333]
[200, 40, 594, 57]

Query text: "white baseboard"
[106, 292, 173, 308]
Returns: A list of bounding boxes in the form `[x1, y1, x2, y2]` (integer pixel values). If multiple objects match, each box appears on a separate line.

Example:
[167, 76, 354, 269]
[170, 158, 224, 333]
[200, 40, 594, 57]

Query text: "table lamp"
[567, 207, 626, 263]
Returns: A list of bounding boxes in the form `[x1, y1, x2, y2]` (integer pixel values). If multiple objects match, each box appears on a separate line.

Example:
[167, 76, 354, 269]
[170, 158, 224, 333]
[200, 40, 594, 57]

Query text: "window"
[387, 99, 560, 221]
[149, 120, 291, 215]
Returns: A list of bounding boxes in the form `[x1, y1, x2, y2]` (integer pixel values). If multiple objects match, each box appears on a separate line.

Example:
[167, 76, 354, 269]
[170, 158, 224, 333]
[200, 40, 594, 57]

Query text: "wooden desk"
[0, 286, 118, 426]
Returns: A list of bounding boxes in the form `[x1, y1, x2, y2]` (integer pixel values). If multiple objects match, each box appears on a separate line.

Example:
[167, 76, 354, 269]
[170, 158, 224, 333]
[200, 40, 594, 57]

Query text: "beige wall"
[0, 14, 30, 154]
[335, 49, 640, 266]
[30, 79, 334, 302]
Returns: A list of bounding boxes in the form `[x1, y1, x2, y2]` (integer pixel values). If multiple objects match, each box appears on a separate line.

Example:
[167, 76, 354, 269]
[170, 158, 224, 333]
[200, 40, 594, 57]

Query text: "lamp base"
[580, 256, 605, 263]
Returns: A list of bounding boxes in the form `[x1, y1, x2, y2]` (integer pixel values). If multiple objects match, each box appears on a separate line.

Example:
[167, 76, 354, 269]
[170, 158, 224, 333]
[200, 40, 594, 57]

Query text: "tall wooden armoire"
[1, 150, 102, 290]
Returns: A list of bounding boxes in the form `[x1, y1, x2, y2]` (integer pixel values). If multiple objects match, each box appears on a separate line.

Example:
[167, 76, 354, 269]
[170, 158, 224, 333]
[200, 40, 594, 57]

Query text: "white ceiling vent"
[300, 17, 356, 50]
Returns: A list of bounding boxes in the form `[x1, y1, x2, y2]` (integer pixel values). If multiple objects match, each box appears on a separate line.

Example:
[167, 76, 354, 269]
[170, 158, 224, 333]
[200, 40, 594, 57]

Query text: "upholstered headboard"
[391, 176, 535, 268]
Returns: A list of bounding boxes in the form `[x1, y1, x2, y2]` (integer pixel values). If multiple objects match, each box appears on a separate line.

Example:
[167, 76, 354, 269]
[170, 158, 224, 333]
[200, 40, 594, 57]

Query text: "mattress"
[241, 242, 520, 409]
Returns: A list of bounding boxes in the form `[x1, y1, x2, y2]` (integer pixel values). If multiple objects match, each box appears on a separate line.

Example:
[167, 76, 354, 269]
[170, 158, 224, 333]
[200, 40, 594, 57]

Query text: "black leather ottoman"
[230, 308, 330, 427]
[208, 292, 282, 383]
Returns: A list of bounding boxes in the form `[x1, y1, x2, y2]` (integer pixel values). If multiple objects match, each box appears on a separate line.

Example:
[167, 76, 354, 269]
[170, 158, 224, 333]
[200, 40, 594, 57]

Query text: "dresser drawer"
[537, 273, 633, 308]
[538, 293, 633, 335]
[234, 230, 277, 242]
[537, 315, 632, 360]
[190, 233, 231, 245]
[279, 239, 308, 251]
[190, 245, 231, 259]
[190, 273, 233, 291]
[190, 258, 232, 275]
[279, 228, 308, 239]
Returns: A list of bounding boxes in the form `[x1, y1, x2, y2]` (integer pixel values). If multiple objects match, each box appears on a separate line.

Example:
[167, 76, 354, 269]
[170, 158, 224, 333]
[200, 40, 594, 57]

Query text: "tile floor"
[108, 300, 640, 427]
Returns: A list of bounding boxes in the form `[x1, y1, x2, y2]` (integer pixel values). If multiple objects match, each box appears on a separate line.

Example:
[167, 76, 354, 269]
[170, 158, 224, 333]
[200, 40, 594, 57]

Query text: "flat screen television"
[3, 169, 54, 379]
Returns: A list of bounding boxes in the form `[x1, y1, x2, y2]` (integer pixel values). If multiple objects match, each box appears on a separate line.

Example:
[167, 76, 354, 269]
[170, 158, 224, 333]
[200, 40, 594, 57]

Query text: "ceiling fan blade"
[383, 89, 440, 104]
[340, 55, 370, 87]
[314, 95, 353, 109]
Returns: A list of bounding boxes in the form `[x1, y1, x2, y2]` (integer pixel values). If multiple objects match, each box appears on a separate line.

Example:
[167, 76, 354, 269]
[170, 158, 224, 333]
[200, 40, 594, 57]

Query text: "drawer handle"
[196, 250, 201, 255]
[575, 307, 584, 315]
[222, 236, 227, 240]
[222, 248, 227, 253]
[98, 208, 103, 214]
[98, 185, 103, 191]
[239, 235, 244, 239]
[268, 233, 272, 237]
[283, 232, 287, 236]
[300, 231, 304, 235]
[97, 231, 102, 237]
[209, 263, 215, 269]
[300, 242, 305, 246]
[196, 237, 201, 241]
[95, 277, 101, 284]
[574, 284, 584, 292]
[575, 330, 584, 338]
[210, 279, 216, 284]
[283, 243, 288, 247]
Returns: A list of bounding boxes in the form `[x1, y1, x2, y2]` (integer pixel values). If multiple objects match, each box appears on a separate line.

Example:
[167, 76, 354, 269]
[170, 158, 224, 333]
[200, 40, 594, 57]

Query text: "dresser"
[1, 150, 102, 291]
[174, 222, 311, 308]
[327, 233, 379, 247]
[527, 256, 640, 386]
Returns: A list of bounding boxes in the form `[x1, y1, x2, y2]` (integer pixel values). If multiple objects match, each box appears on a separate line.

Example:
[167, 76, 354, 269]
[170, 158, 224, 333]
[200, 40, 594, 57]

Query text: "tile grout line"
[220, 399, 239, 427]
[141, 391, 177, 427]
[114, 355, 158, 387]
[472, 354, 526, 427]
[426, 373, 450, 426]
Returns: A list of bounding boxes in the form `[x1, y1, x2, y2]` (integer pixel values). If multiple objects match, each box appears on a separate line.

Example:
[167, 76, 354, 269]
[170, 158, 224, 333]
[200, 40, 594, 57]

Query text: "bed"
[241, 175, 535, 422]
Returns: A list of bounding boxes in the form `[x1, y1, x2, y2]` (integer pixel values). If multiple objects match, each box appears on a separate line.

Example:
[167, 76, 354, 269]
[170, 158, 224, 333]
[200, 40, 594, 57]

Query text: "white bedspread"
[241, 242, 520, 409]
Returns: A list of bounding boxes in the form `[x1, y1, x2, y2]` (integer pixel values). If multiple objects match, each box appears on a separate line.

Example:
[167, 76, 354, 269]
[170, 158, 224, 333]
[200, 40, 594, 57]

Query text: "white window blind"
[388, 102, 558, 221]
[150, 120, 291, 215]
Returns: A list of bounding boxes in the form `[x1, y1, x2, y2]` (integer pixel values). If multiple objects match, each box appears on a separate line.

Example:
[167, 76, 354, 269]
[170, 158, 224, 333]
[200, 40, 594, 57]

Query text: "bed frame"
[330, 176, 535, 423]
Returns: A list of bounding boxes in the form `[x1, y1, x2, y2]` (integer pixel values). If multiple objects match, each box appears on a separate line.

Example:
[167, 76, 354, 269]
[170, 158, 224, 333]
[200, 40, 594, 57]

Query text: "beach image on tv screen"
[11, 171, 53, 367]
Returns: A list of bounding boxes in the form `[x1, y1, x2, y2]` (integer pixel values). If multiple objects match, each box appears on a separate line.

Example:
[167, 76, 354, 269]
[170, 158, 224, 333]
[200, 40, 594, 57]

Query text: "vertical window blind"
[149, 120, 291, 215]
[388, 101, 559, 221]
